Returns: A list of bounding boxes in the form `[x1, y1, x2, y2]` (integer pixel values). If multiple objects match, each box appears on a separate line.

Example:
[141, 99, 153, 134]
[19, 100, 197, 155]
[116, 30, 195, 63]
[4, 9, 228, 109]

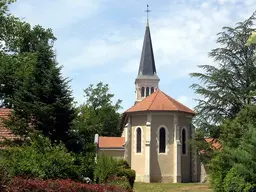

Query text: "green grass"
[134, 182, 212, 192]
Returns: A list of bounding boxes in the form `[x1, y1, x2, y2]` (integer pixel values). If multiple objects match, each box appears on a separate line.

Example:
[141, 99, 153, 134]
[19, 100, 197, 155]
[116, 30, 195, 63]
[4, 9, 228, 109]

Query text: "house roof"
[137, 23, 157, 76]
[205, 138, 221, 150]
[125, 89, 195, 115]
[0, 108, 17, 141]
[98, 136, 125, 149]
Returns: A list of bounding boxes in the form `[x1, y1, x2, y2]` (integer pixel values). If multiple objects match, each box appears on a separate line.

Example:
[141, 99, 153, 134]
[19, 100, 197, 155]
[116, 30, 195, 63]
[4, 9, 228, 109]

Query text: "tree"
[74, 82, 122, 147]
[4, 24, 76, 150]
[190, 12, 256, 138]
[0, 1, 35, 108]
[209, 106, 256, 192]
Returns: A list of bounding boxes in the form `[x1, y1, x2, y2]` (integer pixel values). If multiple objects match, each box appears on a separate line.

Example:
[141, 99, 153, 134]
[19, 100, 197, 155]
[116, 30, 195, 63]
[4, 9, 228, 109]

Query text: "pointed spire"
[138, 23, 157, 76]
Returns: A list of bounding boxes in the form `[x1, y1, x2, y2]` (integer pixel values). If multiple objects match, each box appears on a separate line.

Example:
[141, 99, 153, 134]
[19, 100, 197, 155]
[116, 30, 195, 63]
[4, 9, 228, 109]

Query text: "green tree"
[190, 12, 256, 138]
[210, 126, 256, 191]
[74, 82, 122, 146]
[208, 104, 256, 191]
[0, 1, 35, 108]
[3, 24, 76, 150]
[220, 104, 256, 148]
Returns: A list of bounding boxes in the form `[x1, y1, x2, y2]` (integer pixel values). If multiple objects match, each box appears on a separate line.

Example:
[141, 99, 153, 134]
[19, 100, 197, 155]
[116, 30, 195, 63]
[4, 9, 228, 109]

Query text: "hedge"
[5, 177, 130, 192]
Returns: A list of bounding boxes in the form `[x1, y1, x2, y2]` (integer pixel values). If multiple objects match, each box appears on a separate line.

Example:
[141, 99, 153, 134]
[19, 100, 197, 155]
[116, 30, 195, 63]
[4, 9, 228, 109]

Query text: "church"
[94, 21, 207, 183]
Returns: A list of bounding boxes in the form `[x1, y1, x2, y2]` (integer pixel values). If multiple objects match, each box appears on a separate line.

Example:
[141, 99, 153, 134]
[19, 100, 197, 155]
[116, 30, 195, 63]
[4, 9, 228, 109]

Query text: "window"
[146, 87, 149, 96]
[151, 87, 154, 94]
[159, 128, 166, 153]
[182, 129, 186, 154]
[136, 128, 142, 153]
[141, 87, 145, 97]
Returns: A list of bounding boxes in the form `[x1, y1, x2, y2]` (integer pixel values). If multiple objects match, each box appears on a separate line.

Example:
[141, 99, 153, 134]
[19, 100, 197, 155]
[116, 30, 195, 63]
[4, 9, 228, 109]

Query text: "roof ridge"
[99, 136, 124, 138]
[162, 91, 193, 112]
[148, 90, 159, 110]
[161, 91, 179, 110]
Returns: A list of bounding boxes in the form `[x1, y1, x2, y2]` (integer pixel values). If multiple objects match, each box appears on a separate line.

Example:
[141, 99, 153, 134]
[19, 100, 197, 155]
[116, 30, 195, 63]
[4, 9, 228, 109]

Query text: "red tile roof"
[205, 138, 221, 150]
[98, 136, 125, 148]
[0, 108, 18, 141]
[126, 90, 195, 115]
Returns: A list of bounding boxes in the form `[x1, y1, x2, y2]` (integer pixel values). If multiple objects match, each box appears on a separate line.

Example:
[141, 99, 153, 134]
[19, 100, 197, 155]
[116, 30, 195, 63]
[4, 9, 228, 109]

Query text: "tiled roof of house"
[0, 108, 17, 142]
[125, 90, 195, 115]
[98, 136, 125, 148]
[205, 138, 221, 150]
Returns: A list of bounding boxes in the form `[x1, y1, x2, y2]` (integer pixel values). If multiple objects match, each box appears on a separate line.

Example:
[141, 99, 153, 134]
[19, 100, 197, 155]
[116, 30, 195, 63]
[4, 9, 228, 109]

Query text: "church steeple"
[138, 24, 157, 76]
[135, 10, 160, 103]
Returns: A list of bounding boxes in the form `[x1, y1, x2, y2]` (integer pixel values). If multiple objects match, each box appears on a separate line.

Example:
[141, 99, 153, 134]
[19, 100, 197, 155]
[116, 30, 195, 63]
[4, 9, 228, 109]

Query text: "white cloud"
[7, 0, 256, 110]
[10, 0, 101, 30]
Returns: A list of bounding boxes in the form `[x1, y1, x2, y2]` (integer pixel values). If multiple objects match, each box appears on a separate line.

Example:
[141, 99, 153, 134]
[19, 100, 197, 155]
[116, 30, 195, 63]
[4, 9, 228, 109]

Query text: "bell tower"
[135, 17, 160, 103]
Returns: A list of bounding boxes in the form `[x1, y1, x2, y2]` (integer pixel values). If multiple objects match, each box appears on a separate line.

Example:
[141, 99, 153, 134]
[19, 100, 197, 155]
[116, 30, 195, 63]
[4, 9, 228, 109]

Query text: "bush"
[107, 176, 132, 191]
[0, 165, 10, 191]
[6, 177, 129, 192]
[94, 154, 119, 183]
[0, 135, 80, 180]
[94, 155, 136, 190]
[117, 168, 136, 189]
[74, 152, 96, 181]
[117, 159, 130, 169]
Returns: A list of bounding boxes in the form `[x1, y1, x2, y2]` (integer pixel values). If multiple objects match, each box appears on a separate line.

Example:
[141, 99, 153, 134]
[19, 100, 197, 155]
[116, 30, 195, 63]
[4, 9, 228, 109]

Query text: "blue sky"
[10, 0, 256, 112]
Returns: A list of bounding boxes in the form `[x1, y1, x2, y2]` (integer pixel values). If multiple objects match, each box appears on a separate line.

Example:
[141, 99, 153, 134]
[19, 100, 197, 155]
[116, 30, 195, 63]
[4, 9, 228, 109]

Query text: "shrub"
[117, 159, 130, 169]
[94, 154, 118, 183]
[6, 177, 129, 192]
[0, 135, 80, 180]
[74, 152, 96, 181]
[117, 168, 136, 189]
[94, 155, 136, 189]
[0, 165, 10, 191]
[107, 176, 132, 191]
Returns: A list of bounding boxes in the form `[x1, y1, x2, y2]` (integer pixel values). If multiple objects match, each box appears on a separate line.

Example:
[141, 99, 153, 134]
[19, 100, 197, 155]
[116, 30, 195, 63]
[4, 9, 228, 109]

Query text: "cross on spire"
[144, 4, 151, 26]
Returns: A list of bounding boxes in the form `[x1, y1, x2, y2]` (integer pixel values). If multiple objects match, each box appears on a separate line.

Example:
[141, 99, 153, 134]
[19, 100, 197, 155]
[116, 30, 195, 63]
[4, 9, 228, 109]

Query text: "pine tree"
[6, 25, 75, 148]
[190, 12, 256, 138]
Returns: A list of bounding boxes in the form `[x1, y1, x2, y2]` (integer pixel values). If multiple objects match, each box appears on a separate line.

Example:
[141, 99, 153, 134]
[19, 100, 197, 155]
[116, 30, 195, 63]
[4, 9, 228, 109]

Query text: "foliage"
[94, 154, 119, 184]
[117, 168, 136, 189]
[4, 25, 76, 150]
[7, 177, 129, 192]
[209, 106, 256, 192]
[107, 176, 132, 191]
[190, 12, 256, 138]
[0, 165, 10, 191]
[0, 0, 76, 151]
[74, 82, 123, 152]
[94, 155, 135, 190]
[74, 152, 96, 181]
[117, 159, 131, 169]
[0, 135, 80, 180]
[220, 104, 256, 148]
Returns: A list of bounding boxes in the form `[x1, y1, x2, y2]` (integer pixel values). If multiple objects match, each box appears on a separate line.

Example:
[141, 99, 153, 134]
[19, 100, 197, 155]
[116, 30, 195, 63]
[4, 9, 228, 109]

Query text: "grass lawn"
[134, 182, 212, 192]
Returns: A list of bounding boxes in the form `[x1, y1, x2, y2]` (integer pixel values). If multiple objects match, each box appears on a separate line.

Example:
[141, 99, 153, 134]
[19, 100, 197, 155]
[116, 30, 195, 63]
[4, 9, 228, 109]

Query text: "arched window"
[141, 87, 145, 97]
[146, 87, 150, 97]
[159, 128, 166, 153]
[182, 129, 186, 154]
[151, 87, 154, 94]
[136, 128, 142, 153]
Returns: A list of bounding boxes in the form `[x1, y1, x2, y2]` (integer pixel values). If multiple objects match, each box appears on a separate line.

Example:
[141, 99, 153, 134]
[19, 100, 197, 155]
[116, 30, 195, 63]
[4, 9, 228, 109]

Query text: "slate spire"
[137, 23, 157, 76]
